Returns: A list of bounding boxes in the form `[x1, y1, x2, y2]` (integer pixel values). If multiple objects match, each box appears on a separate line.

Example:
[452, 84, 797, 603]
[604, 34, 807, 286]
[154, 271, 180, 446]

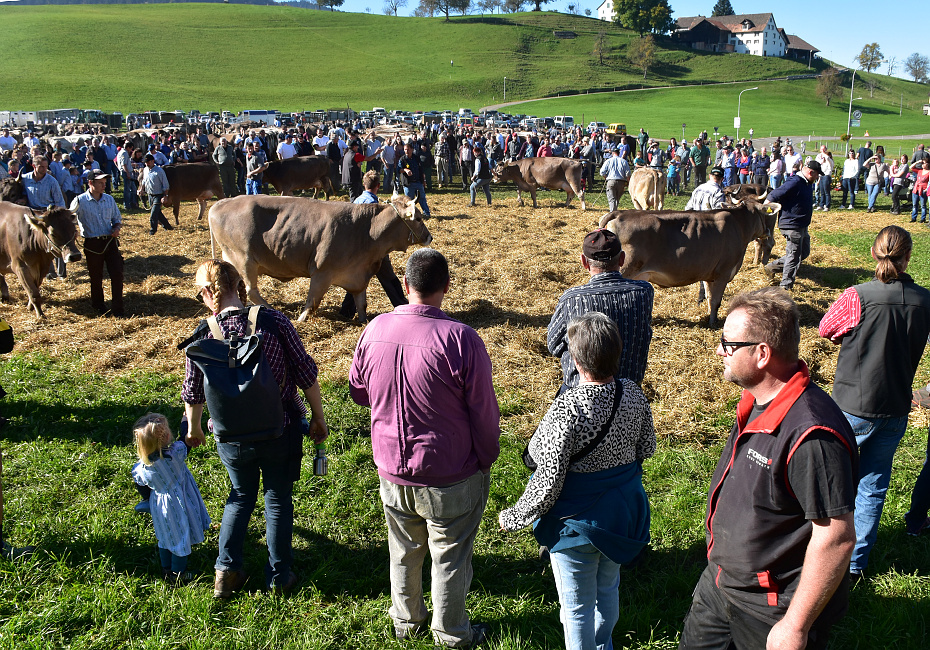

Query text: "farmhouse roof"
[675, 13, 776, 34]
[781, 32, 818, 53]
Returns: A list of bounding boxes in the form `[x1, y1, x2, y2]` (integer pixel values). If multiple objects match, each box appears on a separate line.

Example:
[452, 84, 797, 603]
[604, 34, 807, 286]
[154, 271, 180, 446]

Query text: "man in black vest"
[679, 288, 857, 650]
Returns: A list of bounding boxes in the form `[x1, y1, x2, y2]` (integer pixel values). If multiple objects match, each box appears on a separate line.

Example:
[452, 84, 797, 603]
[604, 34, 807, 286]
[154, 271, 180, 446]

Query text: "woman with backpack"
[181, 259, 328, 599]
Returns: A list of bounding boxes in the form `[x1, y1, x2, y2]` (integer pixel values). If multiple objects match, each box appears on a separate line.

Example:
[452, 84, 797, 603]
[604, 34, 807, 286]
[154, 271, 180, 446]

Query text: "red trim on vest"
[715, 564, 722, 588]
[756, 570, 778, 607]
[784, 425, 854, 499]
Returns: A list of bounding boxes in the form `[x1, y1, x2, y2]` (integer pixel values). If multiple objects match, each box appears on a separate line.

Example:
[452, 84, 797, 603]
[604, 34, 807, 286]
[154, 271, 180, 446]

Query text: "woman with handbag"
[499, 312, 655, 650]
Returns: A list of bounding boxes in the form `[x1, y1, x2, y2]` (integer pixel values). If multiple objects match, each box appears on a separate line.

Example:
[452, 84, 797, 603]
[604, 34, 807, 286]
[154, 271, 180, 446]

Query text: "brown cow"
[208, 194, 432, 323]
[627, 167, 667, 210]
[0, 203, 82, 318]
[263, 156, 336, 199]
[598, 198, 782, 326]
[161, 162, 225, 224]
[0, 178, 25, 205]
[492, 157, 586, 210]
[723, 183, 768, 201]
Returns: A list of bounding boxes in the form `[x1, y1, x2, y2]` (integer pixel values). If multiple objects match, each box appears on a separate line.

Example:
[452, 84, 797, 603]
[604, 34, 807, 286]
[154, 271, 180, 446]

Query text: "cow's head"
[388, 195, 433, 247]
[491, 163, 508, 183]
[733, 198, 781, 264]
[24, 207, 82, 263]
[0, 178, 25, 205]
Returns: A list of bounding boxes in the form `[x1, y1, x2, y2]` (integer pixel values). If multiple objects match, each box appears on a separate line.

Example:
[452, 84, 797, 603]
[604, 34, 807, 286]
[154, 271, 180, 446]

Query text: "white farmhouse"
[672, 13, 788, 57]
[597, 0, 614, 23]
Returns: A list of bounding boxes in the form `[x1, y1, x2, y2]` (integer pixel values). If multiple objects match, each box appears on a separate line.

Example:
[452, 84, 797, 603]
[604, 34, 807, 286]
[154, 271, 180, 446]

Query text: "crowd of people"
[2, 117, 930, 649]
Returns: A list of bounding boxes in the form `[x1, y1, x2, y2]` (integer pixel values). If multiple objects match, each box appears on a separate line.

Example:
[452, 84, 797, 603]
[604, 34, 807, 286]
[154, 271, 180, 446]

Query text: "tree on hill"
[417, 0, 471, 19]
[613, 0, 674, 37]
[816, 68, 840, 107]
[905, 53, 929, 83]
[530, 0, 551, 9]
[383, 0, 407, 15]
[711, 0, 734, 17]
[885, 56, 896, 77]
[628, 34, 656, 79]
[855, 43, 883, 73]
[502, 0, 526, 11]
[593, 31, 608, 65]
[319, 0, 344, 10]
[478, 0, 499, 13]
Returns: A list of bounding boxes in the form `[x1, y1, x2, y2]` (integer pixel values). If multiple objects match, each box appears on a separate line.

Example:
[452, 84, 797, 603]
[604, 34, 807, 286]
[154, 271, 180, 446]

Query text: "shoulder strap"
[206, 315, 224, 340]
[247, 305, 261, 337]
[569, 379, 624, 465]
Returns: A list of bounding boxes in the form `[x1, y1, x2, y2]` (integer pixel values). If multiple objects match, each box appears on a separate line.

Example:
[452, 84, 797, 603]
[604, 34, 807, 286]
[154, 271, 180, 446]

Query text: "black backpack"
[184, 306, 284, 443]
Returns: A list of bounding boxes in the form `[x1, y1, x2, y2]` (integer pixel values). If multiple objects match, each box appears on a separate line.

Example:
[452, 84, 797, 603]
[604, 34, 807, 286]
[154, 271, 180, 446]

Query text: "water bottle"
[313, 443, 328, 476]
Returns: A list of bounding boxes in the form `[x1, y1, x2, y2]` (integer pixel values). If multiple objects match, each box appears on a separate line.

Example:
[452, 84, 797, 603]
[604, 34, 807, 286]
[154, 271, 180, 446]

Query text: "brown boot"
[213, 569, 247, 599]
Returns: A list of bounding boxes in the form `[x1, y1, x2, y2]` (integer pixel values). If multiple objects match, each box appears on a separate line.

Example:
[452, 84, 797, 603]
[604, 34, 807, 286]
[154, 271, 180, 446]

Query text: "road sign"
[734, 117, 741, 129]
[682, 123, 686, 129]
[851, 119, 861, 127]
[853, 110, 862, 120]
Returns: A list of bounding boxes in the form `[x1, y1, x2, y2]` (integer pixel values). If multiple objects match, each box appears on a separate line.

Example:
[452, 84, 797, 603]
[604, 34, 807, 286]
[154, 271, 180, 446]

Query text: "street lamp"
[736, 87, 758, 142]
[846, 69, 860, 154]
[503, 77, 506, 103]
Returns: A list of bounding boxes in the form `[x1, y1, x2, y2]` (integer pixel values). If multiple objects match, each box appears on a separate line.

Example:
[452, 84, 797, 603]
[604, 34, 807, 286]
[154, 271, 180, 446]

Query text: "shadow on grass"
[448, 300, 551, 330]
[124, 254, 195, 280]
[800, 263, 873, 291]
[53, 291, 204, 320]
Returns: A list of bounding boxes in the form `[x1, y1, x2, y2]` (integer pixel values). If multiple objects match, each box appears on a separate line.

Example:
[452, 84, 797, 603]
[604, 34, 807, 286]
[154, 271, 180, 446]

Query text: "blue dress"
[132, 441, 211, 556]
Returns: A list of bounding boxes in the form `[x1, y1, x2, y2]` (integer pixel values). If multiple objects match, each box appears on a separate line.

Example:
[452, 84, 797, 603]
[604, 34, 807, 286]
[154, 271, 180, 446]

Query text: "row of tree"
[855, 44, 929, 84]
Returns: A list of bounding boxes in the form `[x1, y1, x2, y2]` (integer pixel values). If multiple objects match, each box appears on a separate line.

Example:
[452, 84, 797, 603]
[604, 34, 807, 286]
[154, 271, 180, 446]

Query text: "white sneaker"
[847, 205, 854, 210]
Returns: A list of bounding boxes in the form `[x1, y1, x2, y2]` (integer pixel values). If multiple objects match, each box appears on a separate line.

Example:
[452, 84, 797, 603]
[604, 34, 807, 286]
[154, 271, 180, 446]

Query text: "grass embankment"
[0, 182, 927, 648]
[3, 4, 927, 127]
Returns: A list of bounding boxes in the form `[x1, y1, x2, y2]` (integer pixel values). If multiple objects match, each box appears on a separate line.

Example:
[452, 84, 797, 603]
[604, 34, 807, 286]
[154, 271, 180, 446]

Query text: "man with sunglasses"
[679, 288, 857, 650]
[70, 170, 124, 317]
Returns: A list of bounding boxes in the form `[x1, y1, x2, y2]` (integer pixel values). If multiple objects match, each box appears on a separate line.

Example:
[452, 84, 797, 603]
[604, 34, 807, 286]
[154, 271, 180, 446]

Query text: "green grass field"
[2, 4, 927, 140]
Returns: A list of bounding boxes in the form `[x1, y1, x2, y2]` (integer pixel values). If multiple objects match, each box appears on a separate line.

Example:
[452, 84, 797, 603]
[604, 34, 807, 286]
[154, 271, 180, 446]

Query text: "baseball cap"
[583, 229, 622, 261]
[88, 170, 110, 181]
[806, 160, 823, 174]
[710, 166, 724, 177]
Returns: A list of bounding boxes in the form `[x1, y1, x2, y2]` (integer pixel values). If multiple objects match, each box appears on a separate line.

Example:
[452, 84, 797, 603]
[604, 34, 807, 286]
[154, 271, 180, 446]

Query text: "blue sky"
[332, 0, 920, 82]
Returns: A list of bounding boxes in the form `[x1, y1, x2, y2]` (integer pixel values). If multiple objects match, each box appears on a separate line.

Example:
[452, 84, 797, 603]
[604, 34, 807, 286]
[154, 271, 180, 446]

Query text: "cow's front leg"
[0, 275, 10, 302]
[516, 188, 525, 207]
[697, 281, 707, 304]
[196, 198, 207, 221]
[298, 273, 333, 322]
[529, 186, 539, 208]
[12, 263, 43, 319]
[705, 279, 727, 327]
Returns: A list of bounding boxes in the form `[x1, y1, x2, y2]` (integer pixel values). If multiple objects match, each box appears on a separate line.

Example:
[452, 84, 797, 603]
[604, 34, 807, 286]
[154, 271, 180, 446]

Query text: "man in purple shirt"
[350, 248, 500, 649]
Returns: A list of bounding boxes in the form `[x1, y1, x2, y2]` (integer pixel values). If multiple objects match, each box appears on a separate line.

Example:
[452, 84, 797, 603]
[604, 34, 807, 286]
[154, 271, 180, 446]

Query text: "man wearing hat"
[599, 146, 631, 212]
[764, 160, 822, 291]
[70, 170, 124, 317]
[141, 154, 172, 235]
[548, 229, 653, 392]
[212, 137, 237, 198]
[686, 166, 726, 211]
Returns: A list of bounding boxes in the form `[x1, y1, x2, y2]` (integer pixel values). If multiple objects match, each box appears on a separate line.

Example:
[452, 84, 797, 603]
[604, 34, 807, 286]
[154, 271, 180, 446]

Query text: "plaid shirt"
[181, 307, 318, 425]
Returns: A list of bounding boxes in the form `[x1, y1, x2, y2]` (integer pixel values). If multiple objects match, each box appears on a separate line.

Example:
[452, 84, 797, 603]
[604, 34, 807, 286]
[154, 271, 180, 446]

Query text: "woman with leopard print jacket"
[499, 312, 655, 650]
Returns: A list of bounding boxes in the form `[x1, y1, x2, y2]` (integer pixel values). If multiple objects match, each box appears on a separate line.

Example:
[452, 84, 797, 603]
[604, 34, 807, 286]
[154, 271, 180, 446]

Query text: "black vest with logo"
[705, 365, 857, 624]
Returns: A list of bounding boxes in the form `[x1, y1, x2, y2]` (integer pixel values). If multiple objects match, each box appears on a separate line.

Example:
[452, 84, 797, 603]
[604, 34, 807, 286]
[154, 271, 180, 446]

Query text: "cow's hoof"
[296, 311, 310, 322]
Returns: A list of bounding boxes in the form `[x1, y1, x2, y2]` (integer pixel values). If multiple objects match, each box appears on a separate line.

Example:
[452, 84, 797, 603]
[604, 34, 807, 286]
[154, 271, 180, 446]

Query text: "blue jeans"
[817, 174, 832, 209]
[906, 427, 930, 530]
[383, 165, 394, 192]
[846, 412, 909, 573]
[550, 544, 620, 650]
[215, 424, 301, 589]
[122, 171, 137, 209]
[913, 192, 928, 221]
[841, 177, 858, 207]
[866, 183, 881, 210]
[403, 182, 431, 217]
[770, 174, 783, 189]
[469, 178, 491, 205]
[246, 178, 262, 195]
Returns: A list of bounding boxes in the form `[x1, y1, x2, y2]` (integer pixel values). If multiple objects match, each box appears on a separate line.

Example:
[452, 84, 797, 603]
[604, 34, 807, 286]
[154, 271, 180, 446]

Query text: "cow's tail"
[208, 207, 217, 259]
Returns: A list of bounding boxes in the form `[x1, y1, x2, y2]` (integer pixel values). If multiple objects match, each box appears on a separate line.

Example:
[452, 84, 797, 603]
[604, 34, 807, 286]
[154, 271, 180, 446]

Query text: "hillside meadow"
[0, 183, 926, 648]
[2, 4, 927, 131]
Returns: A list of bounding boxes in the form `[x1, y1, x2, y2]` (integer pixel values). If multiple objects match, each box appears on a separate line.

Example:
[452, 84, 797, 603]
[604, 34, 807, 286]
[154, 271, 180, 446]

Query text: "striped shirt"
[547, 271, 654, 386]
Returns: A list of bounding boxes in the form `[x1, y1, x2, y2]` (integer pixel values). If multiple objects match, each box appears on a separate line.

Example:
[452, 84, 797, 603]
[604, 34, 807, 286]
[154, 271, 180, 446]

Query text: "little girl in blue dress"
[132, 413, 211, 584]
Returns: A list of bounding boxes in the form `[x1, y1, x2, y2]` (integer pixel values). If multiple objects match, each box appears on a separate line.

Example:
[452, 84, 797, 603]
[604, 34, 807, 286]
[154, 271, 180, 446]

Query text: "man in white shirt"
[0, 129, 16, 153]
[312, 130, 329, 157]
[276, 133, 297, 161]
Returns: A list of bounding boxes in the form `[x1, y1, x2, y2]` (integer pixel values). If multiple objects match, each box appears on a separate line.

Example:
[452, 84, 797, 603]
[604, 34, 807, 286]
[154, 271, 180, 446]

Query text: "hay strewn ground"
[3, 191, 925, 441]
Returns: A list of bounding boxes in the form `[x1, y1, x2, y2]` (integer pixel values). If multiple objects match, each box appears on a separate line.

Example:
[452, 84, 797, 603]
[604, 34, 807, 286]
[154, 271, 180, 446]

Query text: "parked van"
[554, 115, 575, 128]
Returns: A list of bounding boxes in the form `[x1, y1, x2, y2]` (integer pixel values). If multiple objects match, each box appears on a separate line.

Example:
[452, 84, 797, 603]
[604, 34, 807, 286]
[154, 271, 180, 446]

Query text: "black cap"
[583, 229, 622, 261]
